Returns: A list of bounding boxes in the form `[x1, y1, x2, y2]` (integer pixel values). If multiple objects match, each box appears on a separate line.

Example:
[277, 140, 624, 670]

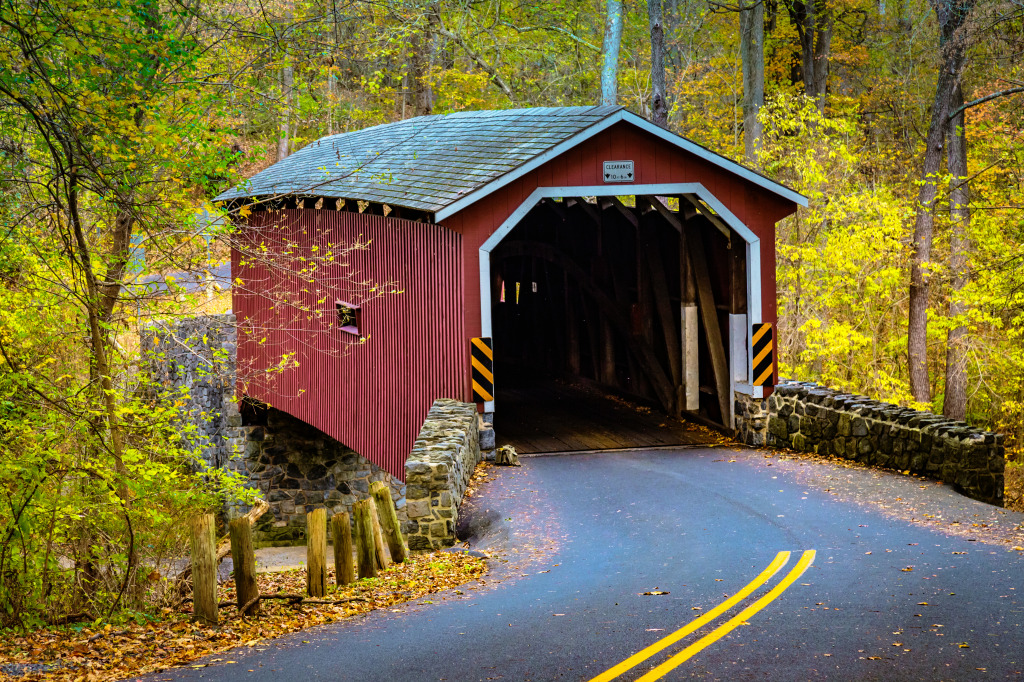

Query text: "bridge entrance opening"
[486, 192, 752, 454]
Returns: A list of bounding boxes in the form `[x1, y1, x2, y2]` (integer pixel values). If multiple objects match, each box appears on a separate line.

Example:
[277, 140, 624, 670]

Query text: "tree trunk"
[943, 83, 969, 421]
[907, 0, 974, 404]
[648, 0, 669, 127]
[278, 62, 294, 162]
[326, 64, 335, 136]
[601, 0, 624, 105]
[811, 0, 832, 111]
[421, 2, 440, 115]
[739, 0, 765, 160]
[788, 0, 831, 112]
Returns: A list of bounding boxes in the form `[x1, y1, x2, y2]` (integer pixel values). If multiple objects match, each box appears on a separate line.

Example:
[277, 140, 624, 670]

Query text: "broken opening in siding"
[336, 300, 362, 336]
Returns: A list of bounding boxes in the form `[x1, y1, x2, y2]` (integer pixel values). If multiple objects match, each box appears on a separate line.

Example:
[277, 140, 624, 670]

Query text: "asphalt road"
[143, 446, 1024, 681]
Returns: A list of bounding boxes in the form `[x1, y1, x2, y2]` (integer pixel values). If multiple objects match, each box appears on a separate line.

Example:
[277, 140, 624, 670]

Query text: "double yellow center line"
[589, 549, 816, 681]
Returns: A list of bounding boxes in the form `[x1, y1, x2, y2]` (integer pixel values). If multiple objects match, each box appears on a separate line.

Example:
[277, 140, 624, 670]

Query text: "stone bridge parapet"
[736, 381, 1004, 506]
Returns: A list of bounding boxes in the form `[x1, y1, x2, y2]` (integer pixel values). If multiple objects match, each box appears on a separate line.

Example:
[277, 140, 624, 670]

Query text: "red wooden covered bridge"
[216, 106, 805, 479]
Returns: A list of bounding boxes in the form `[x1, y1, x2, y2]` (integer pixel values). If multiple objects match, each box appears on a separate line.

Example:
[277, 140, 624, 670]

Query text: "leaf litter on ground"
[756, 447, 1024, 549]
[0, 551, 485, 682]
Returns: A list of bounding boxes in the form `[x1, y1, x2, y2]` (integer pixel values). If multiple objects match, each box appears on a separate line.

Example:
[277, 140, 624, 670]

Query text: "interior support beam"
[600, 197, 640, 228]
[686, 223, 732, 423]
[563, 271, 580, 375]
[682, 195, 731, 240]
[642, 196, 730, 420]
[565, 197, 602, 227]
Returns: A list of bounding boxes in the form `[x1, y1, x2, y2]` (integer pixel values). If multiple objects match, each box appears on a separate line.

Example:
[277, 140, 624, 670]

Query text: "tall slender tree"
[601, 0, 625, 105]
[739, 0, 765, 160]
[943, 83, 970, 420]
[907, 0, 976, 404]
[649, 0, 669, 127]
[787, 0, 832, 112]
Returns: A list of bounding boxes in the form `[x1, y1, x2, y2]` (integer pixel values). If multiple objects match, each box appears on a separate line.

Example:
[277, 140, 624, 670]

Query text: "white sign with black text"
[602, 160, 634, 183]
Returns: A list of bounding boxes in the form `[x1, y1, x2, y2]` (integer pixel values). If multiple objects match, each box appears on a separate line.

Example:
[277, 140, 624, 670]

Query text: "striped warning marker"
[752, 323, 774, 387]
[471, 337, 494, 403]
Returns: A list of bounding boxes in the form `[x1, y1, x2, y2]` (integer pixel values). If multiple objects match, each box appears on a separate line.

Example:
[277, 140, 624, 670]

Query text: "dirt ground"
[1005, 462, 1024, 512]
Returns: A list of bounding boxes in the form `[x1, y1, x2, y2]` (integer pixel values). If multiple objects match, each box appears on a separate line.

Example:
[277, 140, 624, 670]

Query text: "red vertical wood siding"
[441, 121, 797, 389]
[233, 210, 466, 480]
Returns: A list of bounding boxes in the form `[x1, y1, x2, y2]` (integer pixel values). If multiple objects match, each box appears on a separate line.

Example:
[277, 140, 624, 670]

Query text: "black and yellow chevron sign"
[752, 323, 774, 387]
[471, 337, 494, 403]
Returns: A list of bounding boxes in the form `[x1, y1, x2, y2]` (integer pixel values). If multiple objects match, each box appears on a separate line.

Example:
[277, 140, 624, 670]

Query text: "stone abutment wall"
[245, 409, 405, 545]
[735, 381, 1005, 506]
[403, 399, 482, 550]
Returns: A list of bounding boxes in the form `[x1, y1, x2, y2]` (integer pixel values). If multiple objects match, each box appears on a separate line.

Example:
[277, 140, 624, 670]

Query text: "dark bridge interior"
[489, 195, 744, 452]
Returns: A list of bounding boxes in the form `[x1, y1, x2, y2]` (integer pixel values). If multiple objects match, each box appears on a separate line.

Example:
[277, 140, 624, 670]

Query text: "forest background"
[0, 0, 1022, 626]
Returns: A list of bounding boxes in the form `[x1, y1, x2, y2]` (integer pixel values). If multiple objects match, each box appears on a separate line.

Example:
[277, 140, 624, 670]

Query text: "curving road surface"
[142, 446, 1024, 681]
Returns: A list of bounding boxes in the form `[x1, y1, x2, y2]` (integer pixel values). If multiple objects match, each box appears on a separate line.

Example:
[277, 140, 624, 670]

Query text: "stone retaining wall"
[403, 399, 482, 550]
[735, 381, 1005, 506]
[145, 315, 405, 545]
[143, 314, 244, 473]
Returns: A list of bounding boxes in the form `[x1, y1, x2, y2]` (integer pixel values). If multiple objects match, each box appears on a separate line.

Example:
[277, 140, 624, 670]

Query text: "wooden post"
[370, 481, 408, 563]
[331, 512, 355, 586]
[353, 500, 378, 579]
[684, 305, 700, 411]
[367, 500, 391, 570]
[189, 513, 218, 625]
[229, 517, 260, 616]
[306, 508, 327, 598]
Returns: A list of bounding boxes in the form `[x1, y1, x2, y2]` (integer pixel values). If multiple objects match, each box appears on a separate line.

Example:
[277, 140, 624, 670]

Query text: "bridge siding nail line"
[587, 551, 792, 682]
[636, 550, 817, 681]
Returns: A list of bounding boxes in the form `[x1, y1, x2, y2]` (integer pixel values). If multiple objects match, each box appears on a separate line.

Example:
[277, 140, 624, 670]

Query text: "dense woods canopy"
[0, 0, 1022, 625]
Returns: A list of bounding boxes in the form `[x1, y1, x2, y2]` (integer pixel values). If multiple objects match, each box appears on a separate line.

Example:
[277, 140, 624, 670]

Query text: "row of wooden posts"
[189, 481, 408, 625]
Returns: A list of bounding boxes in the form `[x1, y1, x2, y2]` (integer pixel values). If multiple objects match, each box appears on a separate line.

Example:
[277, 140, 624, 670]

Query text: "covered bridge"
[216, 106, 806, 479]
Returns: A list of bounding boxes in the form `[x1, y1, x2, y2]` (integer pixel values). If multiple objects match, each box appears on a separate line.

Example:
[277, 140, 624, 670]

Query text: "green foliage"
[759, 94, 919, 405]
[0, 0, 254, 626]
[0, 0, 1020, 628]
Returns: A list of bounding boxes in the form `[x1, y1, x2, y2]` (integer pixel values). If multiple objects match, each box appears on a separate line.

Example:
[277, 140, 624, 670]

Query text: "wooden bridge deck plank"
[495, 378, 719, 454]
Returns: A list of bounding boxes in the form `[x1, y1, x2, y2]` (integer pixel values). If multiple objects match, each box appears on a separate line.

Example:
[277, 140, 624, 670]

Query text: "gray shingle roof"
[216, 106, 623, 213]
